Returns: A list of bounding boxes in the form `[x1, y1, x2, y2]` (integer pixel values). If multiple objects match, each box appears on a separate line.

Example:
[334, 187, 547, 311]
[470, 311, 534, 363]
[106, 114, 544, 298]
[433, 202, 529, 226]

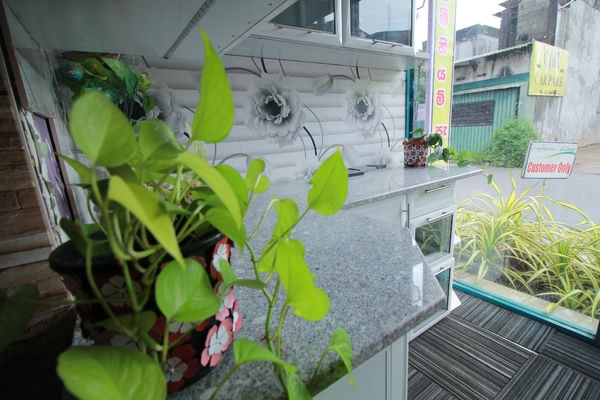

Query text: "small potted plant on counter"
[0, 28, 354, 399]
[403, 128, 470, 167]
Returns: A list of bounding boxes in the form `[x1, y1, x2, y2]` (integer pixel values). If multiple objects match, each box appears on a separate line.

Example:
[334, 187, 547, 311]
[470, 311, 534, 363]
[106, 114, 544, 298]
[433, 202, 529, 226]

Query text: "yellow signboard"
[426, 0, 457, 146]
[529, 41, 568, 96]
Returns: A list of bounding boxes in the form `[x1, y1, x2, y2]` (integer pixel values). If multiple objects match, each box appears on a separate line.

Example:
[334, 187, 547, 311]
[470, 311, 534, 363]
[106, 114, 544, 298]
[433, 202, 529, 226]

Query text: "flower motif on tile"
[246, 74, 305, 147]
[215, 283, 236, 322]
[96, 331, 140, 350]
[344, 81, 382, 138]
[200, 318, 233, 367]
[163, 344, 200, 392]
[99, 275, 141, 307]
[151, 315, 194, 343]
[210, 237, 231, 280]
[232, 301, 242, 333]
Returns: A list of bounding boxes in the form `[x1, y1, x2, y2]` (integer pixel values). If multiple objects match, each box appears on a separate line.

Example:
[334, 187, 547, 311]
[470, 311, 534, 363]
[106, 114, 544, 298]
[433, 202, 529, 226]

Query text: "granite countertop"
[343, 164, 482, 209]
[171, 164, 482, 400]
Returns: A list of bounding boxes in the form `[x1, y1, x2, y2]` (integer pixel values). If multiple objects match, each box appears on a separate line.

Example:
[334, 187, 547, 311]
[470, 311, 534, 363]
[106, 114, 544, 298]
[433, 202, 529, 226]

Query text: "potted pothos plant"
[0, 28, 353, 399]
[56, 52, 155, 122]
[403, 128, 471, 167]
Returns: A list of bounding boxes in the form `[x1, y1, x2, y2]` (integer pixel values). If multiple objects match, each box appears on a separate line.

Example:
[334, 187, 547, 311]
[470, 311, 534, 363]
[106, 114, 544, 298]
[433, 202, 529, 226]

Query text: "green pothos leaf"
[57, 346, 166, 400]
[107, 164, 138, 183]
[326, 328, 355, 389]
[94, 311, 157, 337]
[215, 164, 249, 214]
[107, 176, 184, 266]
[308, 148, 348, 216]
[233, 338, 297, 371]
[286, 371, 312, 400]
[205, 207, 247, 249]
[155, 258, 220, 322]
[58, 218, 111, 258]
[245, 158, 270, 194]
[213, 255, 237, 288]
[68, 91, 136, 167]
[191, 28, 234, 143]
[277, 239, 330, 321]
[57, 154, 92, 184]
[101, 57, 137, 94]
[273, 198, 299, 238]
[177, 151, 242, 230]
[0, 285, 38, 353]
[257, 237, 278, 274]
[138, 118, 182, 161]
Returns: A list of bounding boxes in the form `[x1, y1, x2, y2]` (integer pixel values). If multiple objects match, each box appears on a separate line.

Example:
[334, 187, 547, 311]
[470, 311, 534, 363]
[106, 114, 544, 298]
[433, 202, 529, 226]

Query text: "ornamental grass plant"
[455, 175, 600, 319]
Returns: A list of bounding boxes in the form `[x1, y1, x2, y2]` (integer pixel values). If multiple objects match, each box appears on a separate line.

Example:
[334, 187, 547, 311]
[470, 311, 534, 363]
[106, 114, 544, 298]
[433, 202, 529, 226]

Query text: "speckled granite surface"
[170, 164, 482, 400]
[343, 164, 482, 208]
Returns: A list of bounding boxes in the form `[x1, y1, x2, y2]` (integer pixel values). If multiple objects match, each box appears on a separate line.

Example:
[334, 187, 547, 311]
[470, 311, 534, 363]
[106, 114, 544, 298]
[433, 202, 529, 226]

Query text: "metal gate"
[450, 87, 520, 153]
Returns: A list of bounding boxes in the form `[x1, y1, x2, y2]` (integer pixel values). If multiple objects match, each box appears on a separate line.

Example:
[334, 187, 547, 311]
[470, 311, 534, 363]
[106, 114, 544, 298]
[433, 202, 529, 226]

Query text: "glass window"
[350, 0, 413, 45]
[270, 0, 336, 33]
[414, 213, 453, 262]
[445, 0, 600, 342]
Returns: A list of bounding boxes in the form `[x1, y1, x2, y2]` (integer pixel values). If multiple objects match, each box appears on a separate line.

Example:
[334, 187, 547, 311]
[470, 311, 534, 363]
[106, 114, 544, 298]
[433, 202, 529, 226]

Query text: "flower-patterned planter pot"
[403, 140, 429, 167]
[48, 231, 241, 393]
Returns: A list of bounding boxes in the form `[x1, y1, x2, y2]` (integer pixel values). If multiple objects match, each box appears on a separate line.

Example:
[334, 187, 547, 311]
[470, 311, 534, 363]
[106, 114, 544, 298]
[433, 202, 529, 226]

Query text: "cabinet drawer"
[408, 183, 455, 217]
[345, 195, 406, 226]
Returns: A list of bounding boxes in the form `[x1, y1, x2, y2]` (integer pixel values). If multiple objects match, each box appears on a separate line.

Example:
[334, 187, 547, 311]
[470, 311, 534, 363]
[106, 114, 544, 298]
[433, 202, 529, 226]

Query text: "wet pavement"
[455, 144, 600, 224]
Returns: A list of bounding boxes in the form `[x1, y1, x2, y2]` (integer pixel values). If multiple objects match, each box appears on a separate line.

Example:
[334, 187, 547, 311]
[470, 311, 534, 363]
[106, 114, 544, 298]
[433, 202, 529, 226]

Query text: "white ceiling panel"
[3, 0, 294, 59]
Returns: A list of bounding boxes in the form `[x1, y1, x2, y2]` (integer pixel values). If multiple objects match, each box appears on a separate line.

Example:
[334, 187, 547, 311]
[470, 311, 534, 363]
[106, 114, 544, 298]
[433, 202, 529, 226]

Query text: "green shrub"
[458, 150, 487, 165]
[483, 119, 539, 168]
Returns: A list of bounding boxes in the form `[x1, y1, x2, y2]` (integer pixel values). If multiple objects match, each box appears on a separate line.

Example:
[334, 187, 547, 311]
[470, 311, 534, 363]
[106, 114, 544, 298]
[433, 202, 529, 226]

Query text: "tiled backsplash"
[146, 55, 407, 182]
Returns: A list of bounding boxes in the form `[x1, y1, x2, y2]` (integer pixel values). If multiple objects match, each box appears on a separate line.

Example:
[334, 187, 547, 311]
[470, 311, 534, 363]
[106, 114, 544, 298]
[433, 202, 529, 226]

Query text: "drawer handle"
[424, 185, 453, 194]
[426, 211, 453, 223]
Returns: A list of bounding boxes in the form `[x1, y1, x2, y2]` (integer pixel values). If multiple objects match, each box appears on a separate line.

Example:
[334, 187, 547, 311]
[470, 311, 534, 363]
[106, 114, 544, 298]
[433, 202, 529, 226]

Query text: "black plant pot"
[49, 231, 242, 393]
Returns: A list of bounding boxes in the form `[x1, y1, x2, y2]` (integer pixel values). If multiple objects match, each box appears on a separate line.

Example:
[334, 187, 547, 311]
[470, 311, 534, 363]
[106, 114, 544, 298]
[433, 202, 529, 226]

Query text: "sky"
[455, 0, 504, 29]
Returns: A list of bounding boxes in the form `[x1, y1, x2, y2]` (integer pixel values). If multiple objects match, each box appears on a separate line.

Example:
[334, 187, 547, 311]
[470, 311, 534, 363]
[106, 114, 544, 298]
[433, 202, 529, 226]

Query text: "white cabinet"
[344, 195, 408, 227]
[346, 182, 458, 339]
[407, 183, 455, 218]
[315, 334, 408, 400]
[231, 0, 427, 71]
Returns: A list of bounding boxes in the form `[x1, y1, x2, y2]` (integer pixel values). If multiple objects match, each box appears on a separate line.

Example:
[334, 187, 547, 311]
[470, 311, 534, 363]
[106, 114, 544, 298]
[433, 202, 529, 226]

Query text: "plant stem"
[265, 279, 281, 352]
[161, 317, 171, 363]
[249, 199, 277, 241]
[246, 241, 286, 389]
[246, 242, 273, 304]
[276, 304, 289, 358]
[121, 260, 141, 312]
[139, 330, 162, 352]
[312, 350, 328, 382]
[84, 243, 128, 335]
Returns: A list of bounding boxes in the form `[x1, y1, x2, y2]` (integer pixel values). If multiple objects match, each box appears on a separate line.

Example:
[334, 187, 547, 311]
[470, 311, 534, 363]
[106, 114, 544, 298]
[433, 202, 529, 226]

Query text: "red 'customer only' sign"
[522, 141, 577, 179]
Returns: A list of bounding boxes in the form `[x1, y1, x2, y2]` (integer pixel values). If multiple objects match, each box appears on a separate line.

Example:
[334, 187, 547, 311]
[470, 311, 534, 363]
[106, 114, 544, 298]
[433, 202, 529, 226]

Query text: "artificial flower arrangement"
[1, 29, 353, 399]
